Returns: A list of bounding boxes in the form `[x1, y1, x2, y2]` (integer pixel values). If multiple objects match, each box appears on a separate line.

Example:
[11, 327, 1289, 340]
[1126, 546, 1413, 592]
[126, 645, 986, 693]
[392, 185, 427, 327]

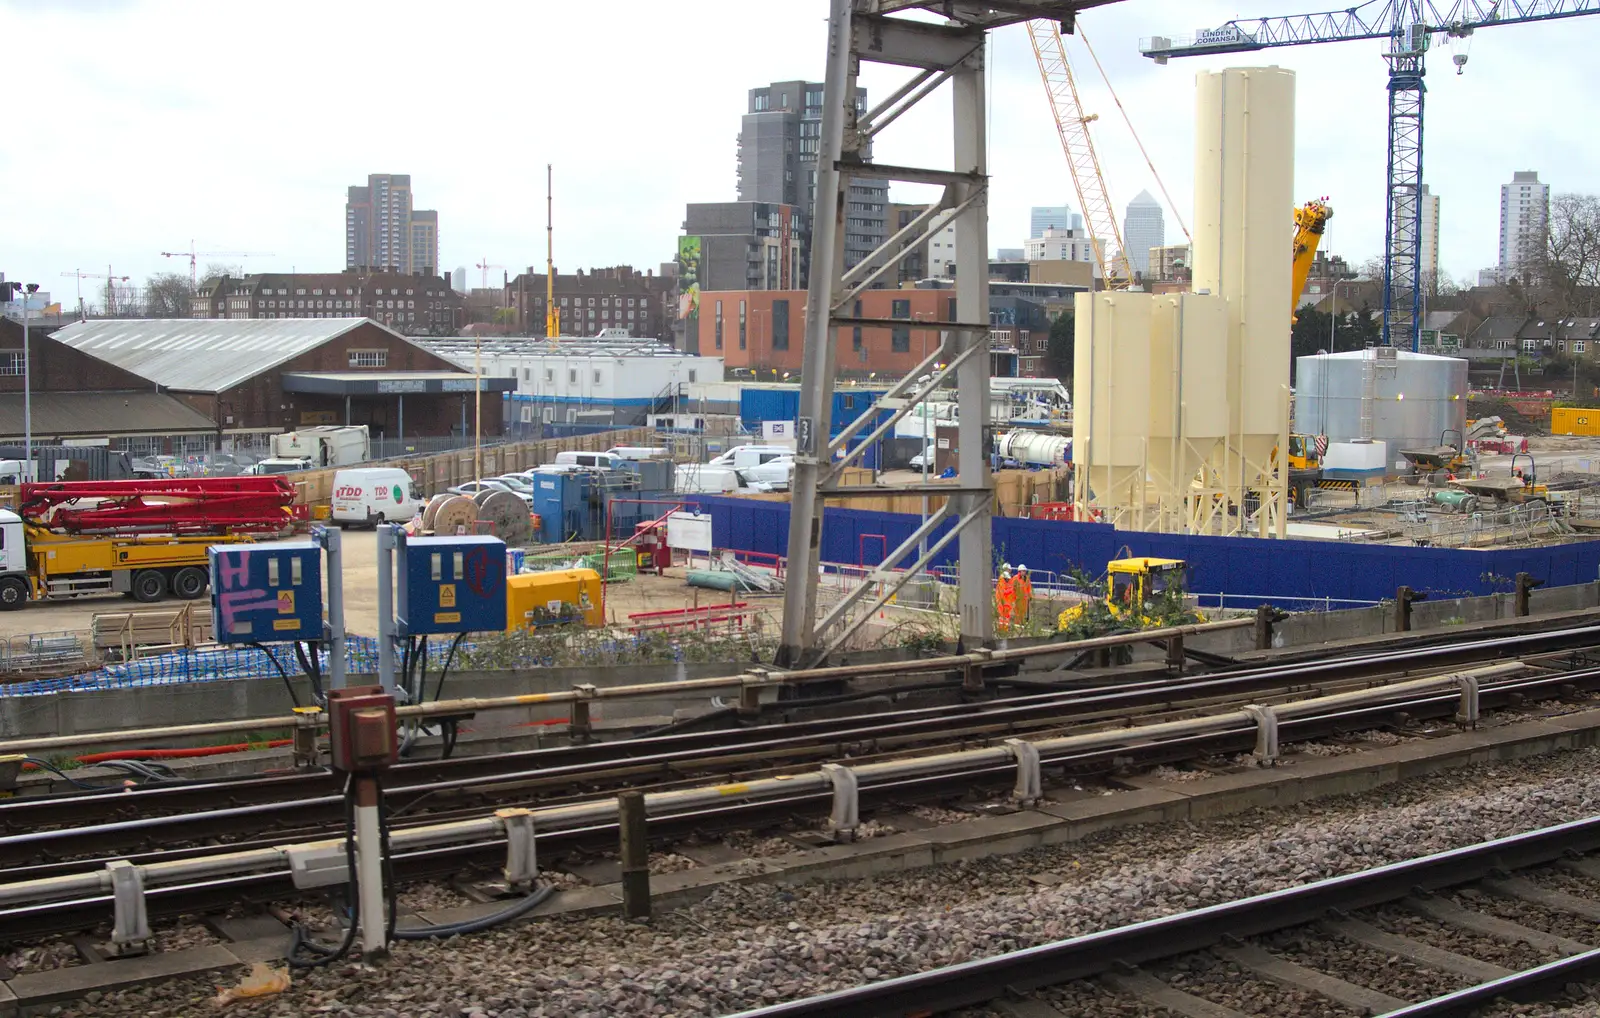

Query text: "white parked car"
[447, 479, 533, 506]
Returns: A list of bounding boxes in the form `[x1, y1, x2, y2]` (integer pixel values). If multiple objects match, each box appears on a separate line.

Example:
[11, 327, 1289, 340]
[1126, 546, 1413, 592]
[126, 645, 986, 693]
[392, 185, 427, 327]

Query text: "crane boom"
[1291, 200, 1333, 321]
[1142, 0, 1600, 352]
[1141, 0, 1600, 59]
[1027, 20, 1134, 289]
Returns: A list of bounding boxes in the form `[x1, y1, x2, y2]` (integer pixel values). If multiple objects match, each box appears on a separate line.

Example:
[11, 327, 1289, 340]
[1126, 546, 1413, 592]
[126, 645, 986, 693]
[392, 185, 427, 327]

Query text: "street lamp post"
[917, 372, 932, 568]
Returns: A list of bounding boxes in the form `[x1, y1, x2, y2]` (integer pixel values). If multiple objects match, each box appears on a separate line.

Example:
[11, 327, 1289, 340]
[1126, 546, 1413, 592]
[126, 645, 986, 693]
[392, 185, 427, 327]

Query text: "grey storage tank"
[1295, 349, 1467, 467]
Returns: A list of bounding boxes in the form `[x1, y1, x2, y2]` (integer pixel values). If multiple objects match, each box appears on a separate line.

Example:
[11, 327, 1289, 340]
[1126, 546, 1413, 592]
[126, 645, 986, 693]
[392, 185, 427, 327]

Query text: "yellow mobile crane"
[1291, 199, 1332, 324]
[545, 164, 560, 341]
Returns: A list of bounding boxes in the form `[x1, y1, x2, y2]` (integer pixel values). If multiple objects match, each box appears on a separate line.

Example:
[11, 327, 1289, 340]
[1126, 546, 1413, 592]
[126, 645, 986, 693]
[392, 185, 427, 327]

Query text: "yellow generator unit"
[506, 568, 602, 630]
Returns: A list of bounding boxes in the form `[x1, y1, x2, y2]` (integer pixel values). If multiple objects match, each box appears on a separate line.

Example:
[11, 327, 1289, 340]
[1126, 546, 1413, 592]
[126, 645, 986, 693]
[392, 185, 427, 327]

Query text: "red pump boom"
[19, 477, 297, 536]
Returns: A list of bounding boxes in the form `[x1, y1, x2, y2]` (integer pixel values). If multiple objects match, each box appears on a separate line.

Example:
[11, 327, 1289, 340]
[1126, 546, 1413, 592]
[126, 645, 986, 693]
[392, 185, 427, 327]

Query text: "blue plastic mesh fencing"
[0, 639, 373, 698]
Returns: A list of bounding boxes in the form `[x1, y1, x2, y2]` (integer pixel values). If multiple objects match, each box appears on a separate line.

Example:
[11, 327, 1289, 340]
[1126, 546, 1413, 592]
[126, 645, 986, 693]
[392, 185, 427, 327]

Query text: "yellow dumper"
[506, 569, 603, 630]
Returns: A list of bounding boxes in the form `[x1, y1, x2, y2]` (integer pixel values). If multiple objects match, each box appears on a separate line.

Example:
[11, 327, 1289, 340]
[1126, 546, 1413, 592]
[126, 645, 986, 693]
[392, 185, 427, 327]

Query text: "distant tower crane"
[60, 268, 130, 318]
[475, 259, 504, 291]
[1142, 0, 1600, 351]
[546, 164, 560, 341]
[158, 242, 273, 291]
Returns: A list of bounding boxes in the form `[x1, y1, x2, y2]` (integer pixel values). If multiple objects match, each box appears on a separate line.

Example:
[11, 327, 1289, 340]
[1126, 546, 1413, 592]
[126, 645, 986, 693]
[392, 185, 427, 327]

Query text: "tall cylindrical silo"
[1193, 66, 1295, 531]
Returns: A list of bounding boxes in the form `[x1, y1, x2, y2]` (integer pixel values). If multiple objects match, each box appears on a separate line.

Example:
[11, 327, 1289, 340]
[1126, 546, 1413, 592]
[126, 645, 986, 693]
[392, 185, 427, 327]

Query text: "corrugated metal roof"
[49, 318, 405, 393]
[0, 391, 215, 438]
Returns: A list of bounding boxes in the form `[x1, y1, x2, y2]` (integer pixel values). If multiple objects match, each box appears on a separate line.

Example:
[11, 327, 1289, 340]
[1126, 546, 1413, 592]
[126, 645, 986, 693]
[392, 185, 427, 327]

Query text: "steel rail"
[0, 667, 1592, 942]
[0, 649, 1563, 868]
[721, 814, 1600, 1018]
[10, 618, 1597, 836]
[0, 663, 1528, 909]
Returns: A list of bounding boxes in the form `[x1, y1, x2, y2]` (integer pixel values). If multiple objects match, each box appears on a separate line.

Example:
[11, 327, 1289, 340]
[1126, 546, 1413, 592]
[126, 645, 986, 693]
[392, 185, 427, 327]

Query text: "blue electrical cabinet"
[530, 471, 585, 543]
[209, 542, 323, 644]
[396, 535, 508, 635]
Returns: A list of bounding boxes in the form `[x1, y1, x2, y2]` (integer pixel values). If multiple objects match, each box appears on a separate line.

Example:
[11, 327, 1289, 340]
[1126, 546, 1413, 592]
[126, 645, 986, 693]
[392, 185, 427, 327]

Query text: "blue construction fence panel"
[682, 496, 1600, 606]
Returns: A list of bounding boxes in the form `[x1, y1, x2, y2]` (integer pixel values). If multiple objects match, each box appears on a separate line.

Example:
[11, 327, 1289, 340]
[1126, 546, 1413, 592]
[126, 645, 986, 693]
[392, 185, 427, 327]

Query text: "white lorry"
[270, 425, 371, 468]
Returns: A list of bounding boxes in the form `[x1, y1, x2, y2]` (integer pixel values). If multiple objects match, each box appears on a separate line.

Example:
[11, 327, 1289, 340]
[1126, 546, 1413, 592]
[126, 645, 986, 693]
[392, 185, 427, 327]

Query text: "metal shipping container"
[1551, 407, 1600, 437]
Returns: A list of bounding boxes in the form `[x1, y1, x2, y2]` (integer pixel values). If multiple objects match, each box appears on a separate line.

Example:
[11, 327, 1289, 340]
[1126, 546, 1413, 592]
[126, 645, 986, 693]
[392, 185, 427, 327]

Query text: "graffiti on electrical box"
[213, 549, 298, 636]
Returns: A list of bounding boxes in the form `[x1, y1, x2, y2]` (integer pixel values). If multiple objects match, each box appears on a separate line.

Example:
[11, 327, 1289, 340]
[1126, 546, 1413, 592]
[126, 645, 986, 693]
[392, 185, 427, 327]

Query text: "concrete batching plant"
[1072, 66, 1294, 537]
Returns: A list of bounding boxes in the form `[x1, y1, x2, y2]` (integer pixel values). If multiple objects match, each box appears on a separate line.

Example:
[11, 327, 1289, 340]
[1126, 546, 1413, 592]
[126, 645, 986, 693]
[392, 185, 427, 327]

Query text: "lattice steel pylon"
[1026, 20, 1134, 289]
[776, 0, 1121, 669]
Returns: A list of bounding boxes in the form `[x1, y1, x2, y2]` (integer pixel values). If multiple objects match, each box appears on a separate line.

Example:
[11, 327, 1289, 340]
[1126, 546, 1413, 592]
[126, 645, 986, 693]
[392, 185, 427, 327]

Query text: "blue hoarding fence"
[679, 495, 1600, 609]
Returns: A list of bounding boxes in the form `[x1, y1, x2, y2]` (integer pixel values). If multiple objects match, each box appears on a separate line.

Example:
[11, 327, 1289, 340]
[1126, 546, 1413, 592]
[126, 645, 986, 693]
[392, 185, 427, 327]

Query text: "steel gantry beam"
[777, 1, 1113, 668]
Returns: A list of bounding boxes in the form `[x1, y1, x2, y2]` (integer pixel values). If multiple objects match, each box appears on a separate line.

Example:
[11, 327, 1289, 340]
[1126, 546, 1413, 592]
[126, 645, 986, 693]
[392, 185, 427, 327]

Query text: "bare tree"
[200, 261, 244, 283]
[142, 273, 192, 317]
[1541, 194, 1600, 315]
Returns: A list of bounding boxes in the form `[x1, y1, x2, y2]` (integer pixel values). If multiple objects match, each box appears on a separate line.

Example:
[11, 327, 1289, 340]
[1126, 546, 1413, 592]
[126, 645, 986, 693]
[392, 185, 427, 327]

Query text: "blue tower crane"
[1142, 0, 1600, 352]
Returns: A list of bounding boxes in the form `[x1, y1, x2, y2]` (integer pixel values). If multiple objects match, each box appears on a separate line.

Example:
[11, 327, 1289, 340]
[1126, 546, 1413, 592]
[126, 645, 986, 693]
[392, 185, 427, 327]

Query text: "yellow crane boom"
[1291, 199, 1332, 322]
[1026, 20, 1133, 289]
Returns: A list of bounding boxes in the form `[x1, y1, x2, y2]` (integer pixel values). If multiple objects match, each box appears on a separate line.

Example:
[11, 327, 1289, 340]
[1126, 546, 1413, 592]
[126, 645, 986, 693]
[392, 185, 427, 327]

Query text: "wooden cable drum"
[421, 493, 456, 531]
[430, 495, 480, 536]
[475, 489, 533, 546]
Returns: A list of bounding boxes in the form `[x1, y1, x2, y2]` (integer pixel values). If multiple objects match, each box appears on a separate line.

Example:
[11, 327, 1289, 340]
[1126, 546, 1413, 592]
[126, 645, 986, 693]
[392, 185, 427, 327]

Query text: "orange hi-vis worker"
[1014, 564, 1034, 622]
[995, 565, 1017, 632]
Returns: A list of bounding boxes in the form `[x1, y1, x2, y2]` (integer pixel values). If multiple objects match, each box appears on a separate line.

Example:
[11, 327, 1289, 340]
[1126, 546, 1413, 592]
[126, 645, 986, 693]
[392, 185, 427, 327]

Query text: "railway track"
[727, 816, 1600, 1018]
[6, 625, 1600, 872]
[1, 659, 1595, 943]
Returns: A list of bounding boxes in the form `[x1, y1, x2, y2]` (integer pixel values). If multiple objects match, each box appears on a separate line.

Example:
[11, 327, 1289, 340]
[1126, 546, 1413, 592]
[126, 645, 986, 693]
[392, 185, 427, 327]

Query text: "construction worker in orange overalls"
[995, 564, 1016, 633]
[1014, 564, 1034, 625]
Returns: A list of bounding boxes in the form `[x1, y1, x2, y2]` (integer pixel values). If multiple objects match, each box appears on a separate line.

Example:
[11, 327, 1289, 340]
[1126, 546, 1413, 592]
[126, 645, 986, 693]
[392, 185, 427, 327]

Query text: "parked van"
[606, 446, 670, 461]
[553, 451, 623, 470]
[674, 464, 772, 495]
[708, 445, 793, 470]
[332, 467, 423, 526]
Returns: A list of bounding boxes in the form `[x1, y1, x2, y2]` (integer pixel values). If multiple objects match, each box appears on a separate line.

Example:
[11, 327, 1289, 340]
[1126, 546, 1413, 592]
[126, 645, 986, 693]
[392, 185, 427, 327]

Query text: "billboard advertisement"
[676, 236, 702, 321]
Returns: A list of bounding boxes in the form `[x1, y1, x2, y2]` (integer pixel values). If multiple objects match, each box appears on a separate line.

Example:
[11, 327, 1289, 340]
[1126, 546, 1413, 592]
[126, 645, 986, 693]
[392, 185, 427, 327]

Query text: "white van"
[332, 467, 423, 526]
[708, 445, 793, 470]
[553, 451, 623, 470]
[606, 446, 670, 461]
[674, 464, 773, 495]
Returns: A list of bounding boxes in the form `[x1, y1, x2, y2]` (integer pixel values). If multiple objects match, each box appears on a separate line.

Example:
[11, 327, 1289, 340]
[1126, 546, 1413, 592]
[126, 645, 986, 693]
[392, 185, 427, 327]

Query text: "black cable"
[431, 633, 467, 703]
[286, 774, 359, 968]
[250, 642, 301, 708]
[416, 637, 429, 707]
[293, 640, 326, 706]
[21, 757, 108, 791]
[376, 771, 554, 941]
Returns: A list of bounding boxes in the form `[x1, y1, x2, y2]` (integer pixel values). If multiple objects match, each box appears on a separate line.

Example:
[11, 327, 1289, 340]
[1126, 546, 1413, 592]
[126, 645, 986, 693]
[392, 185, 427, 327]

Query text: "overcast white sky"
[4, 0, 1596, 302]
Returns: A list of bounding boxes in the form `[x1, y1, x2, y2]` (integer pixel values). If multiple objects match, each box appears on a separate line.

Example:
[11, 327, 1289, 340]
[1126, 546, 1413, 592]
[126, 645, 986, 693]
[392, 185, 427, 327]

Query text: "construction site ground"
[4, 435, 1599, 651]
[0, 529, 798, 646]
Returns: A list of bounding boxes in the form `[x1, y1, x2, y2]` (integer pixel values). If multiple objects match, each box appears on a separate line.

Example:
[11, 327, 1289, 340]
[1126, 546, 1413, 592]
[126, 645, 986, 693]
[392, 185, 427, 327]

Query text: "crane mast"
[545, 164, 560, 340]
[1026, 20, 1134, 289]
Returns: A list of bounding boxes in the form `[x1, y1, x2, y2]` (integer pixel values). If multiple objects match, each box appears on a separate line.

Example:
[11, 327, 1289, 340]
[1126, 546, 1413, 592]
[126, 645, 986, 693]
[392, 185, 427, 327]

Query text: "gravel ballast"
[46, 743, 1600, 1018]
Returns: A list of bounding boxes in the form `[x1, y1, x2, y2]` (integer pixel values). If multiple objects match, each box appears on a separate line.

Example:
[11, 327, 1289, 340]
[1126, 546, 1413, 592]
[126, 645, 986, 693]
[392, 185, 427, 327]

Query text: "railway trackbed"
[729, 816, 1600, 1018]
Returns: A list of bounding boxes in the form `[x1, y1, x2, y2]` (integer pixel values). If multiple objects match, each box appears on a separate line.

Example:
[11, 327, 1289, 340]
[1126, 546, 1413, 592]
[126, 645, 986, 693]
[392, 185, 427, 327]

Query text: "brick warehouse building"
[686, 287, 1077, 379]
[0, 318, 217, 449]
[505, 266, 674, 339]
[191, 270, 464, 336]
[47, 318, 513, 446]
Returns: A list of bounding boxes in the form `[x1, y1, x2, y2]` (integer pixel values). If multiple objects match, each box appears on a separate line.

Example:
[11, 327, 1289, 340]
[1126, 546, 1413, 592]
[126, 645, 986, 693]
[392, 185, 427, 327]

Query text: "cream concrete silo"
[1072, 291, 1153, 528]
[1192, 66, 1295, 538]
